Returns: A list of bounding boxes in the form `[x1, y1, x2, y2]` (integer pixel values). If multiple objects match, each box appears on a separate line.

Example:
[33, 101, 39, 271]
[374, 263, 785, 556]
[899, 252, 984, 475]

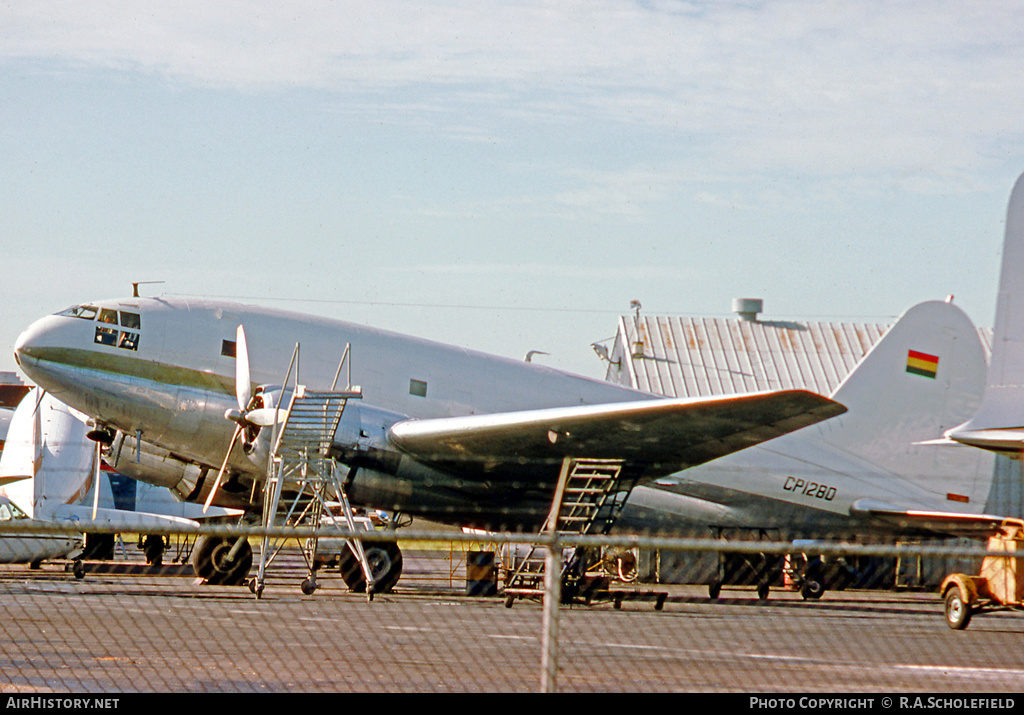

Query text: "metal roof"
[602, 312, 993, 398]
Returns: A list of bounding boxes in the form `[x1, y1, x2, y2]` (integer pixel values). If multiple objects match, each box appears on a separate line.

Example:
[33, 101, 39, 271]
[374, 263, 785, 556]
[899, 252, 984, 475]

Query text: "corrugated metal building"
[600, 298, 989, 398]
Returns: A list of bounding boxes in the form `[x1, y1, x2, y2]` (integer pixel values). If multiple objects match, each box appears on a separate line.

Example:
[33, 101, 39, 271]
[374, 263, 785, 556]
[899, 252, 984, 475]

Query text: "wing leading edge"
[388, 389, 846, 483]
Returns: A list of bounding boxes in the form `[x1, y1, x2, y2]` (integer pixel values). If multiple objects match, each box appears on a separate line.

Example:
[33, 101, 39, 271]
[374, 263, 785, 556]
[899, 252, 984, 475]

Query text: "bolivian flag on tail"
[906, 350, 939, 379]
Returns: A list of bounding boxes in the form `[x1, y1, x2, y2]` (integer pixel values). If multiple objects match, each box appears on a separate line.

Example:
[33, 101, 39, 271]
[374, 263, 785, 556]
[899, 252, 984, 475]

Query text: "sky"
[2, 1, 1024, 382]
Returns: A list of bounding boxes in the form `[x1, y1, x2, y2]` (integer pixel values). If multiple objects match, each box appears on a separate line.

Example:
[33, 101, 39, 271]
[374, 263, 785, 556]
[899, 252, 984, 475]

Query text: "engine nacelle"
[107, 431, 254, 509]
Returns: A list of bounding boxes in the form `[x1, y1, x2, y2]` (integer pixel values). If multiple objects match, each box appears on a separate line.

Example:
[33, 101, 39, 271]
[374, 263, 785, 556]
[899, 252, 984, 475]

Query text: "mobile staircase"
[503, 457, 664, 608]
[248, 344, 374, 599]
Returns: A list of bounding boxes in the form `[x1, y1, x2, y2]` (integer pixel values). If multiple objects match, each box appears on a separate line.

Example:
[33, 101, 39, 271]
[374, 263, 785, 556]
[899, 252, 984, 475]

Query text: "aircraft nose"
[13, 314, 70, 385]
[14, 318, 47, 367]
[14, 324, 36, 367]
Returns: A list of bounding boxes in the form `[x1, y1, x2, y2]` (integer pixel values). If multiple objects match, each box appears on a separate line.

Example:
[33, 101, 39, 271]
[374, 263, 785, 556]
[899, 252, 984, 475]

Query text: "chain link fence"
[1, 522, 1023, 693]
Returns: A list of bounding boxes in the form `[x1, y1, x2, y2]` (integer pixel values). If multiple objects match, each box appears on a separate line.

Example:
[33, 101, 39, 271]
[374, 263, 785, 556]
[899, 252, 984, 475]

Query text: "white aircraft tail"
[946, 172, 1024, 455]
[818, 298, 992, 509]
[0, 388, 92, 517]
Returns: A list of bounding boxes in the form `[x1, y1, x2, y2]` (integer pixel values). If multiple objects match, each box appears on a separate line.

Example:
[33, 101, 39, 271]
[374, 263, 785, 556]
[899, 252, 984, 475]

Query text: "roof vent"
[732, 298, 763, 322]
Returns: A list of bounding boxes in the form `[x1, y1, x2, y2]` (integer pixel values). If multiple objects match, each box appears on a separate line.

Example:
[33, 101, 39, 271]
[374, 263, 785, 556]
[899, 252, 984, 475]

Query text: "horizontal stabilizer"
[389, 389, 845, 482]
[850, 498, 1013, 539]
[943, 427, 1024, 456]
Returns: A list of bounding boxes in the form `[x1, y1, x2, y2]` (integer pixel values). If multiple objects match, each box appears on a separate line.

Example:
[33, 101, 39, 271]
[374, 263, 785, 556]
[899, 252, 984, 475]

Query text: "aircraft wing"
[388, 390, 845, 483]
[850, 498, 1018, 539]
[45, 505, 206, 531]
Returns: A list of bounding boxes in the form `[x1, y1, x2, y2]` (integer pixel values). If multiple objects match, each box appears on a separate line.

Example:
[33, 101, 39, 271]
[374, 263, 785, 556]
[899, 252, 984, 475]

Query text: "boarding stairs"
[250, 346, 374, 599]
[503, 457, 631, 605]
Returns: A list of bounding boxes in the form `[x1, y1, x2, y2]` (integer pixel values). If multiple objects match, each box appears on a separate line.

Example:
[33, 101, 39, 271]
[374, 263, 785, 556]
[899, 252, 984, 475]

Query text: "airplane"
[0, 387, 243, 575]
[614, 172, 1024, 599]
[944, 171, 1024, 457]
[12, 295, 845, 589]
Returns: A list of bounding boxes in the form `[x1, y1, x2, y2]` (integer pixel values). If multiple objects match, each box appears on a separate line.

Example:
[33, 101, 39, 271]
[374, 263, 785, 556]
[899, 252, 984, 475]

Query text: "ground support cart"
[940, 519, 1024, 630]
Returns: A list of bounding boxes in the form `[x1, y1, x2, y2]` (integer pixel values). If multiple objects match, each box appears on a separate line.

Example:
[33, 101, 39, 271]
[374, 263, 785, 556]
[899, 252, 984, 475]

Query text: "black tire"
[708, 581, 722, 600]
[338, 542, 403, 594]
[944, 586, 972, 630]
[800, 579, 825, 600]
[191, 535, 253, 586]
[143, 535, 164, 567]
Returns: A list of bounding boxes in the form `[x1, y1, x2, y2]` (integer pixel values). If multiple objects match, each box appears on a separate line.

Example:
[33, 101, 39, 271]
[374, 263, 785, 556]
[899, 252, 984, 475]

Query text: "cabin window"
[221, 340, 237, 358]
[409, 379, 428, 398]
[120, 311, 141, 329]
[98, 309, 119, 325]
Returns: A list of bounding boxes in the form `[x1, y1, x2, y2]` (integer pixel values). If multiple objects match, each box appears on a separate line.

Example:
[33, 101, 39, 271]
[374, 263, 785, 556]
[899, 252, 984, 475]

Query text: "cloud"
[3, 1, 1022, 183]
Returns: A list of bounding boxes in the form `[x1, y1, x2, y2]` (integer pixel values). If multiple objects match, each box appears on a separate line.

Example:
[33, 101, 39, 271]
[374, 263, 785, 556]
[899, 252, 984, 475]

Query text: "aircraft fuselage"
[14, 296, 651, 527]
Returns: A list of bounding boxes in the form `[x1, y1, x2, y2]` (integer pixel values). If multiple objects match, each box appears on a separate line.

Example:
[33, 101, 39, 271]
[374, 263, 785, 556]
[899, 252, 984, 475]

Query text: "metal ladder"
[503, 457, 629, 604]
[250, 346, 371, 599]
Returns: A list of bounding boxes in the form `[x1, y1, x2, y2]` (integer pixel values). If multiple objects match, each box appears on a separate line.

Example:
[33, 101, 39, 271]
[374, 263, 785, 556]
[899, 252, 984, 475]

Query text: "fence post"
[540, 540, 562, 693]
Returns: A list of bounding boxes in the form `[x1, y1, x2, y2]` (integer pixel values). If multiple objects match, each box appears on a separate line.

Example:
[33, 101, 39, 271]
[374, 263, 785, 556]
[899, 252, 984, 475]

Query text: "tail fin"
[946, 172, 1024, 455]
[821, 299, 992, 508]
[0, 389, 99, 519]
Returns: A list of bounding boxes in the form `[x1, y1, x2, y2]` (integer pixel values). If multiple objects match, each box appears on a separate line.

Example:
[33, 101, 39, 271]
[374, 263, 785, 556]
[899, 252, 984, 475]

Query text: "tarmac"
[0, 547, 1023, 693]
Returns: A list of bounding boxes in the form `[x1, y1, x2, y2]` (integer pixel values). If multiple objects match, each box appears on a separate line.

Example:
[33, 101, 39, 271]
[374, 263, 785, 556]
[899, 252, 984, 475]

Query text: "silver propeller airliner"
[13, 296, 844, 583]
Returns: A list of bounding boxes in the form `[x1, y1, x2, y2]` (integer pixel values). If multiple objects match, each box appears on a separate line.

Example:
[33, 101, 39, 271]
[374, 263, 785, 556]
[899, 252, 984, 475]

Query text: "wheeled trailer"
[940, 519, 1024, 630]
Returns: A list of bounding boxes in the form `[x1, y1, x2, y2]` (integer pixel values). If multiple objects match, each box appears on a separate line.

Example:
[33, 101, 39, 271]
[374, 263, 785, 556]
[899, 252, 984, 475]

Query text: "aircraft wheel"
[338, 542, 403, 594]
[192, 535, 253, 586]
[708, 581, 721, 600]
[800, 579, 825, 600]
[757, 583, 770, 601]
[72, 559, 86, 580]
[143, 535, 165, 567]
[301, 579, 318, 596]
[944, 586, 972, 630]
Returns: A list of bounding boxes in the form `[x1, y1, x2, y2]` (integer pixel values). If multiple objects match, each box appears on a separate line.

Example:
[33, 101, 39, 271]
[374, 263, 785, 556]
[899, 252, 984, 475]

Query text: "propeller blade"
[235, 324, 251, 412]
[204, 425, 241, 514]
[91, 440, 101, 520]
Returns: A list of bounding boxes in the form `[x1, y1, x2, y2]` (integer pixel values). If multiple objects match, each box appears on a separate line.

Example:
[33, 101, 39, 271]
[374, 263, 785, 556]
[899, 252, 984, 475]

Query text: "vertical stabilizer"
[0, 389, 96, 519]
[824, 300, 987, 483]
[947, 172, 1024, 455]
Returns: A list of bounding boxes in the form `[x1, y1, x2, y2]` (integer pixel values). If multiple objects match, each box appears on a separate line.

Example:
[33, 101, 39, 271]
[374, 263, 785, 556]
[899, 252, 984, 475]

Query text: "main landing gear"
[191, 535, 254, 586]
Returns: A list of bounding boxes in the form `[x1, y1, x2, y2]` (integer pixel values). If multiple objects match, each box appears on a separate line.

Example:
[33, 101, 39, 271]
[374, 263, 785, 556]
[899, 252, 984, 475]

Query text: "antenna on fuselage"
[131, 281, 165, 298]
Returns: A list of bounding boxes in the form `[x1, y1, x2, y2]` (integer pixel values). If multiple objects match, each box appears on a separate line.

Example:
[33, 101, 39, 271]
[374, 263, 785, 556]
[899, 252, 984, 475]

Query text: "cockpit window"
[118, 331, 140, 350]
[0, 500, 28, 522]
[59, 305, 99, 320]
[61, 304, 142, 351]
[95, 326, 119, 347]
